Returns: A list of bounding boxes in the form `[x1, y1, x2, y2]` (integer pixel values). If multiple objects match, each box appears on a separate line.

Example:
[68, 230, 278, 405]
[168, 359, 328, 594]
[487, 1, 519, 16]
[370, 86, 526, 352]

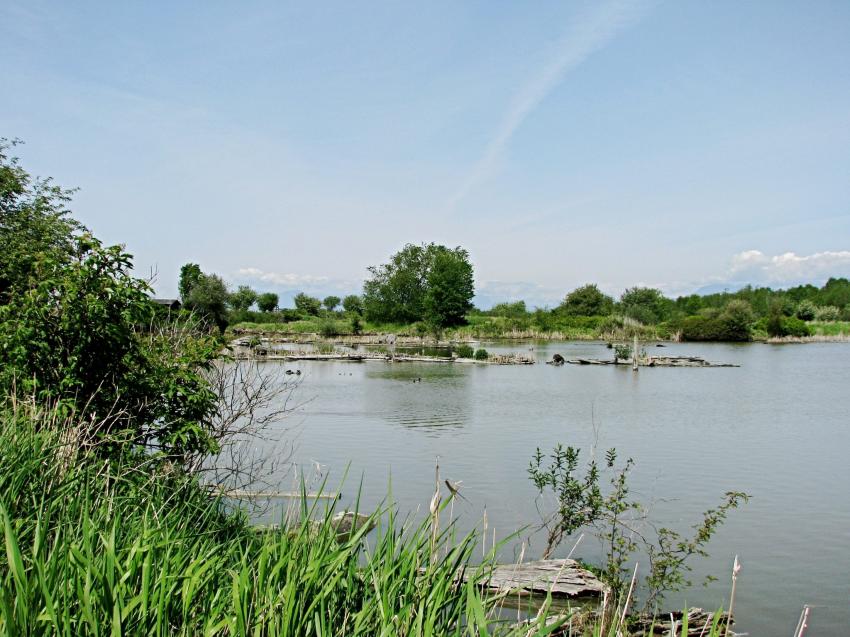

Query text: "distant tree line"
[477, 280, 850, 340]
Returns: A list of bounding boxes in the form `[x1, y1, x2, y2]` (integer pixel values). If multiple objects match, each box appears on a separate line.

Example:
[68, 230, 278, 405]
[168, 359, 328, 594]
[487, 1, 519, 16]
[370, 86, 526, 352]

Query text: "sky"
[2, 1, 850, 308]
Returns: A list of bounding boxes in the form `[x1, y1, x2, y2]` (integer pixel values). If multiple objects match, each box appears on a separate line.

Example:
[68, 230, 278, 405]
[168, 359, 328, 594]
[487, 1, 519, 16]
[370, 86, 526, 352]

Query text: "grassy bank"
[230, 314, 669, 343]
[0, 408, 505, 636]
[0, 406, 742, 636]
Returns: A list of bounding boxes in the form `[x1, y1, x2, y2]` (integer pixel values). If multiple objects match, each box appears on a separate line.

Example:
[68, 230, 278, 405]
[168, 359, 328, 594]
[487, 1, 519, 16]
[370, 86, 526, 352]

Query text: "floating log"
[472, 558, 607, 598]
[565, 356, 738, 368]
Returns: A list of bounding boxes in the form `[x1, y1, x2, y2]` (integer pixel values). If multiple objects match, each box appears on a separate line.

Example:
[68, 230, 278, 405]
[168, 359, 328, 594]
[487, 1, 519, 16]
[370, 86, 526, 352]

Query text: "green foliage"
[814, 305, 841, 321]
[558, 284, 614, 317]
[293, 292, 322, 316]
[528, 445, 604, 557]
[350, 314, 362, 335]
[185, 273, 230, 333]
[229, 284, 257, 312]
[678, 300, 753, 341]
[455, 344, 474, 358]
[473, 348, 489, 360]
[766, 313, 811, 338]
[0, 236, 220, 460]
[342, 294, 364, 315]
[256, 292, 278, 313]
[613, 343, 632, 360]
[323, 295, 341, 312]
[619, 287, 672, 324]
[363, 243, 474, 327]
[0, 415, 527, 637]
[0, 139, 82, 303]
[424, 247, 475, 328]
[178, 263, 202, 302]
[488, 300, 527, 318]
[529, 444, 749, 611]
[795, 299, 817, 321]
[318, 318, 341, 338]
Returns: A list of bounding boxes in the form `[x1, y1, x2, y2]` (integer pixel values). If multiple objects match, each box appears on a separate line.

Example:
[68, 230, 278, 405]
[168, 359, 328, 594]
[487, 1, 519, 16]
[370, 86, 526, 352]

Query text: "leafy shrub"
[318, 318, 341, 338]
[473, 348, 489, 360]
[455, 344, 474, 358]
[677, 305, 752, 341]
[613, 343, 632, 360]
[815, 305, 841, 322]
[795, 300, 817, 321]
[767, 314, 811, 337]
[350, 315, 362, 335]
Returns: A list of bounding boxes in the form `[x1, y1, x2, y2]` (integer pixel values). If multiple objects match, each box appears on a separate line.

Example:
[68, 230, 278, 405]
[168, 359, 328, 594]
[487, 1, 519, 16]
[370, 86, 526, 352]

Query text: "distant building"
[152, 298, 182, 311]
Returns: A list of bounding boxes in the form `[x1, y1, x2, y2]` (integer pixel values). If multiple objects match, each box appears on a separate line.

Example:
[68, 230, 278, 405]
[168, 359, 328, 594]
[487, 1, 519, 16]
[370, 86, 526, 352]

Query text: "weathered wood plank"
[474, 559, 607, 598]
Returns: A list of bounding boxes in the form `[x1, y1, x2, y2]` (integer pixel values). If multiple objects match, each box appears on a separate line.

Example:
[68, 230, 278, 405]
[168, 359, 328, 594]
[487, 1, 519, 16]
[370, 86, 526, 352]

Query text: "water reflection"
[365, 364, 470, 432]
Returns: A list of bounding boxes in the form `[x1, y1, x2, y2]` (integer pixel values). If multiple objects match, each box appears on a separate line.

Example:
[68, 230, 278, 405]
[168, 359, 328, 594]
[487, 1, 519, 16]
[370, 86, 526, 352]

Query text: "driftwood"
[566, 356, 739, 368]
[472, 559, 607, 598]
[537, 607, 734, 637]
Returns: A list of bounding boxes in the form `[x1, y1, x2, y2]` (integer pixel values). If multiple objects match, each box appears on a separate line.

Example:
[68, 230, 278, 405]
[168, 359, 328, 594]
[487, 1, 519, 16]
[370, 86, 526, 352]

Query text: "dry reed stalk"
[724, 555, 741, 637]
[616, 563, 639, 635]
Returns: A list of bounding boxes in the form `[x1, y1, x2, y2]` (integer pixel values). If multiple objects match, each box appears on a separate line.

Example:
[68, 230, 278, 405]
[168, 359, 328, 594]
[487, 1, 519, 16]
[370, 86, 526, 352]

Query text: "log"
[473, 558, 607, 598]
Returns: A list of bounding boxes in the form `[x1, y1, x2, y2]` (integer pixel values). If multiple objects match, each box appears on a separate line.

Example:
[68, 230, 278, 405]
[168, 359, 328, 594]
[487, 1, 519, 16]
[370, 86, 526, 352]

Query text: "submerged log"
[473, 558, 607, 598]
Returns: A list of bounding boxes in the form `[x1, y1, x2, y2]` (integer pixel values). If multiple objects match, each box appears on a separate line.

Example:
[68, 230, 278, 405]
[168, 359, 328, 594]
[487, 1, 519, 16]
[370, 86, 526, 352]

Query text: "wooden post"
[632, 334, 639, 371]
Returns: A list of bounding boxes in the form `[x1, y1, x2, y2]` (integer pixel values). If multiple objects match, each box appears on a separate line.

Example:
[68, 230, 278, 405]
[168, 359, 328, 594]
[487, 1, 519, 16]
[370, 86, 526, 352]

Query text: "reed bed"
[0, 408, 738, 636]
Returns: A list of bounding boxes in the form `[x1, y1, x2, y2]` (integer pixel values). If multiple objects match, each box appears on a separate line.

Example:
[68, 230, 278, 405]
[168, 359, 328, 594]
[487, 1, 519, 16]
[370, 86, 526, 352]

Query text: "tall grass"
[0, 406, 736, 636]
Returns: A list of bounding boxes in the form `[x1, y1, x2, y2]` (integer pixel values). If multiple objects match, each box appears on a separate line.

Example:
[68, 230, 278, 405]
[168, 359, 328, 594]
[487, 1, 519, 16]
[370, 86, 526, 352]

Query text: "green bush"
[473, 348, 489, 360]
[815, 305, 841, 322]
[318, 318, 342, 338]
[795, 300, 817, 321]
[455, 344, 474, 358]
[766, 314, 811, 337]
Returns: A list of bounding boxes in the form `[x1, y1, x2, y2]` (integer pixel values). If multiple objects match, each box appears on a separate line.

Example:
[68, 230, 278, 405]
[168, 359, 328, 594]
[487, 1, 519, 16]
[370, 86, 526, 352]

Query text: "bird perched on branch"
[444, 479, 469, 503]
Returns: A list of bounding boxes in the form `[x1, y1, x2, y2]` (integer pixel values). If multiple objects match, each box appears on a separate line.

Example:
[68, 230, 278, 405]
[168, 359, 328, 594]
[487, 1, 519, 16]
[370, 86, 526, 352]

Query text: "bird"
[444, 479, 469, 503]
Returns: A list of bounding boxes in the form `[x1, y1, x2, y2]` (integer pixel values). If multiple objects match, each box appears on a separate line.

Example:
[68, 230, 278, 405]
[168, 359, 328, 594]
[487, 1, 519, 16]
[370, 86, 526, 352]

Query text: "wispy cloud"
[446, 0, 650, 212]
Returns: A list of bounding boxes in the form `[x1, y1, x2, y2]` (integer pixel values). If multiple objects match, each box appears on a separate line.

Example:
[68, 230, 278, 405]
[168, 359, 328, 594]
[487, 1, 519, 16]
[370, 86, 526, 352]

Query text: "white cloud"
[729, 250, 850, 283]
[446, 0, 649, 211]
[235, 267, 330, 287]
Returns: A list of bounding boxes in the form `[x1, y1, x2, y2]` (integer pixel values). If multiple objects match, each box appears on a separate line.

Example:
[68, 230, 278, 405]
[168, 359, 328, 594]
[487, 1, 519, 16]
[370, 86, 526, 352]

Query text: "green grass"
[0, 405, 740, 636]
[809, 321, 850, 337]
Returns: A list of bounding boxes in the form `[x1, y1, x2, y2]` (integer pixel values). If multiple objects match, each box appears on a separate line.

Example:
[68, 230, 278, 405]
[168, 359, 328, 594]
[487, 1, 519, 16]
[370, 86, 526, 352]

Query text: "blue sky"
[3, 1, 850, 307]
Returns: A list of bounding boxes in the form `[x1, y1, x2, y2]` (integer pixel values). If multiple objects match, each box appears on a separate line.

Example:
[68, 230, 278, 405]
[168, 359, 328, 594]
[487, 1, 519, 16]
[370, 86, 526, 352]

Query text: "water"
[253, 340, 850, 635]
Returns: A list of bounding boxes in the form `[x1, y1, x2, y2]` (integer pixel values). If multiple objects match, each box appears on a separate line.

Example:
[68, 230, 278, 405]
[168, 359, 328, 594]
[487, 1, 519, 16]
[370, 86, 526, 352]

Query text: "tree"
[0, 234, 220, 460]
[619, 287, 671, 324]
[178, 263, 203, 301]
[229, 285, 258, 312]
[423, 246, 474, 328]
[185, 273, 230, 332]
[1, 139, 82, 303]
[363, 243, 475, 325]
[489, 301, 527, 318]
[323, 295, 341, 312]
[342, 294, 364, 315]
[363, 244, 431, 323]
[795, 299, 817, 321]
[257, 292, 279, 313]
[558, 284, 614, 316]
[293, 292, 322, 316]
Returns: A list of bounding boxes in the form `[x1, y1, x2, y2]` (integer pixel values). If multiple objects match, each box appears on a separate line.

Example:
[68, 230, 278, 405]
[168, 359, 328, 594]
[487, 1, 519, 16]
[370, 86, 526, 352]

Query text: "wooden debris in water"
[473, 558, 607, 598]
[536, 607, 734, 636]
[565, 356, 739, 368]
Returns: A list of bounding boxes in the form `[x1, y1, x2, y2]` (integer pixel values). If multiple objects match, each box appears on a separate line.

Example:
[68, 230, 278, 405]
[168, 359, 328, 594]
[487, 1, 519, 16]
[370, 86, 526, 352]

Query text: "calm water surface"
[256, 341, 850, 636]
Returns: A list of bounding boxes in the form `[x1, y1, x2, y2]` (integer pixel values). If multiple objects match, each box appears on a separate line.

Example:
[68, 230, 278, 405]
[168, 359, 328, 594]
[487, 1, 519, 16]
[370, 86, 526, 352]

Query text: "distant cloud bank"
[235, 267, 330, 287]
[729, 250, 850, 284]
